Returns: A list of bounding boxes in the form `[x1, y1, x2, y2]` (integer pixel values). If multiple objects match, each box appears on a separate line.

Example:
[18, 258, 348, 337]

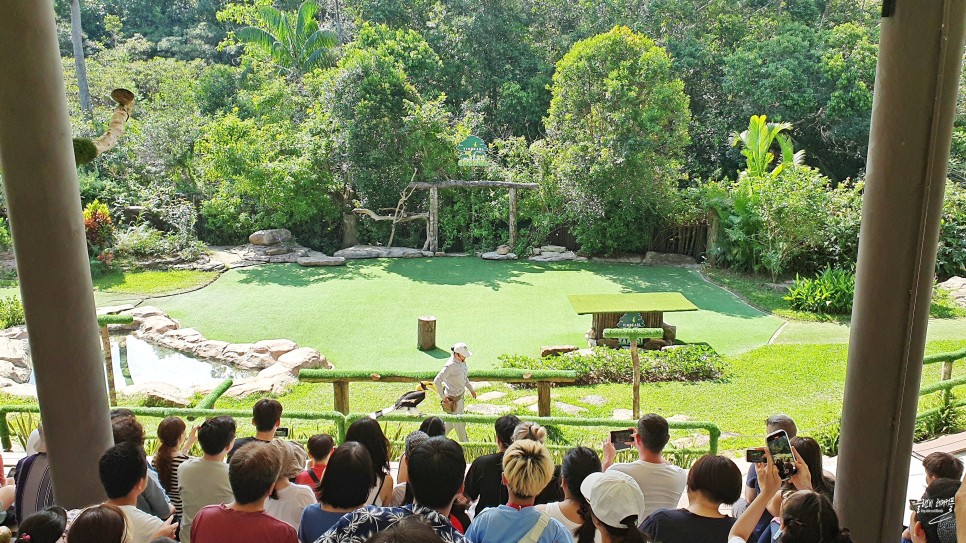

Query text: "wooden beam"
[537, 382, 552, 417]
[509, 187, 518, 247]
[409, 180, 538, 190]
[429, 187, 439, 253]
[352, 208, 428, 222]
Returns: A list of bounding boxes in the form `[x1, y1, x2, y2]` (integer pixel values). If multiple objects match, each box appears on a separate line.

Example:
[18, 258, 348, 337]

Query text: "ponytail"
[154, 417, 186, 493]
[561, 447, 602, 543]
[599, 515, 644, 543]
[574, 497, 595, 543]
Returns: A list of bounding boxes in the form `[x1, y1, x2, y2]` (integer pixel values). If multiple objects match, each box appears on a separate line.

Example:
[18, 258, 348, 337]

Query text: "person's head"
[307, 434, 335, 463]
[636, 414, 670, 454]
[451, 342, 471, 362]
[911, 478, 960, 543]
[27, 425, 46, 454]
[512, 422, 547, 443]
[320, 441, 376, 508]
[110, 408, 135, 420]
[495, 415, 521, 449]
[779, 490, 852, 543]
[580, 470, 646, 543]
[346, 418, 390, 476]
[252, 399, 283, 433]
[923, 452, 965, 484]
[99, 441, 148, 500]
[502, 439, 554, 500]
[198, 416, 237, 456]
[363, 516, 445, 543]
[16, 506, 67, 543]
[154, 417, 188, 492]
[404, 431, 430, 459]
[157, 417, 186, 449]
[229, 442, 282, 505]
[66, 504, 127, 543]
[271, 438, 308, 482]
[766, 414, 798, 439]
[407, 436, 466, 510]
[789, 436, 831, 494]
[561, 447, 602, 543]
[685, 455, 742, 506]
[419, 417, 446, 438]
[111, 415, 145, 447]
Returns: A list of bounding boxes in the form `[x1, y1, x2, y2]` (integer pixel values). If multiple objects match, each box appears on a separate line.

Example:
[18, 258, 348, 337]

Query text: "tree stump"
[418, 316, 437, 351]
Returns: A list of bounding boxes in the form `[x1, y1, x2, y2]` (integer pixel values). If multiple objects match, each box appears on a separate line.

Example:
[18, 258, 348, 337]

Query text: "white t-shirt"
[119, 504, 164, 543]
[608, 460, 687, 521]
[264, 483, 317, 529]
[177, 458, 233, 543]
[728, 537, 744, 543]
[543, 502, 602, 543]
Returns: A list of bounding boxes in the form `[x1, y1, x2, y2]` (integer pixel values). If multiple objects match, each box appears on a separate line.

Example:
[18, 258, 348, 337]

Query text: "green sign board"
[458, 135, 487, 167]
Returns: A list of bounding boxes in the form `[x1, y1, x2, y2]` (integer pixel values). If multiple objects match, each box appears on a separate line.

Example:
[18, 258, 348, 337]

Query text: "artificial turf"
[146, 259, 786, 370]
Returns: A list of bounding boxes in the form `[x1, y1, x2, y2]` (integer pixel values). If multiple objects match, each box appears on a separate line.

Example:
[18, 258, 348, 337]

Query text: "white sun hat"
[452, 342, 472, 358]
[580, 470, 646, 529]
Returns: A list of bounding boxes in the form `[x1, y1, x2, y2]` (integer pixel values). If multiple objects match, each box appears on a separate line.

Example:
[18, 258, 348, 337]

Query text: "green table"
[568, 292, 699, 343]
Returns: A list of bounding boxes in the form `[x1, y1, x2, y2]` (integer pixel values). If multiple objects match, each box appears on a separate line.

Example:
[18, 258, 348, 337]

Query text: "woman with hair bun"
[581, 470, 647, 543]
[536, 446, 602, 543]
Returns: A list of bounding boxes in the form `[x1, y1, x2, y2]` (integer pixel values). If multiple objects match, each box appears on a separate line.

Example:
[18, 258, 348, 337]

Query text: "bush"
[0, 296, 25, 329]
[0, 218, 12, 252]
[784, 267, 855, 315]
[114, 224, 206, 261]
[937, 181, 966, 279]
[499, 345, 725, 386]
[83, 200, 114, 252]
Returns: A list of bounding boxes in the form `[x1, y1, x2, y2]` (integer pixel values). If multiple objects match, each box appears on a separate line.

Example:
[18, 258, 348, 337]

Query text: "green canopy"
[568, 293, 699, 315]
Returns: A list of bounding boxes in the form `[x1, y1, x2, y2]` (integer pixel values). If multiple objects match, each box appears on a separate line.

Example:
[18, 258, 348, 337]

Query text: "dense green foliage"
[784, 267, 856, 315]
[499, 345, 725, 386]
[0, 297, 25, 329]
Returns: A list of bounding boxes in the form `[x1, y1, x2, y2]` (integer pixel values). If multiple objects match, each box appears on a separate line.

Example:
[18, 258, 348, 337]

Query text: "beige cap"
[271, 439, 308, 480]
[452, 342, 472, 357]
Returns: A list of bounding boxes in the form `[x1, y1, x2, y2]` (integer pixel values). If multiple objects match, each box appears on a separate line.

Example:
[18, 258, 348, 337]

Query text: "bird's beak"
[422, 381, 435, 391]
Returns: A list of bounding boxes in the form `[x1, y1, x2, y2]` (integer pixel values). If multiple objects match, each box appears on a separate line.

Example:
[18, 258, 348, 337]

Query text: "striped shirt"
[158, 453, 190, 516]
[14, 453, 54, 524]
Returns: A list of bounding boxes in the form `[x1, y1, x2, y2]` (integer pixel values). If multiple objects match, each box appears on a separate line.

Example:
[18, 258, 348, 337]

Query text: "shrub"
[784, 267, 855, 314]
[0, 218, 12, 252]
[0, 296, 25, 329]
[83, 200, 114, 251]
[937, 181, 966, 279]
[812, 421, 841, 457]
[499, 345, 725, 386]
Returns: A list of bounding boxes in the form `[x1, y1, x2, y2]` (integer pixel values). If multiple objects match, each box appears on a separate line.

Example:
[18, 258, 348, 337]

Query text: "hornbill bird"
[371, 381, 436, 418]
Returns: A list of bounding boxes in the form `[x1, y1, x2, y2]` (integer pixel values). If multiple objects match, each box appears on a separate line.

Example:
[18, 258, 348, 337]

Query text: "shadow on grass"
[383, 258, 541, 290]
[233, 262, 385, 287]
[92, 270, 128, 291]
[419, 347, 451, 360]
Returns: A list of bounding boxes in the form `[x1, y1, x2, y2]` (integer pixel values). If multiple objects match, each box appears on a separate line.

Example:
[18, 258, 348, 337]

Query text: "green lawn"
[146, 260, 784, 370]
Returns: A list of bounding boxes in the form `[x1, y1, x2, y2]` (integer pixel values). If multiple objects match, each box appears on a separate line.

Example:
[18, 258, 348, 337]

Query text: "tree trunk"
[417, 316, 436, 351]
[99, 326, 116, 406]
[332, 0, 344, 44]
[69, 0, 93, 124]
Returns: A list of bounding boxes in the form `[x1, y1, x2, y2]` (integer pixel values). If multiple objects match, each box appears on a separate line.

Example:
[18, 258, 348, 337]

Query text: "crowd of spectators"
[7, 399, 965, 543]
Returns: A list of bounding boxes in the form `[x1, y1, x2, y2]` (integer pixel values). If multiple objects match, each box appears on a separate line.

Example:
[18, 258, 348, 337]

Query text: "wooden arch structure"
[354, 180, 538, 252]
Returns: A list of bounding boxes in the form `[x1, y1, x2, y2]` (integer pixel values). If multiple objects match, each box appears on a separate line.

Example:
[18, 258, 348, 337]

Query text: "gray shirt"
[177, 458, 233, 543]
[434, 356, 474, 398]
[137, 467, 172, 518]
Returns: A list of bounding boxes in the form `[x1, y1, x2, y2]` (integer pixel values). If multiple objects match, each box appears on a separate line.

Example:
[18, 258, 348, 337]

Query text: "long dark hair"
[346, 418, 390, 476]
[780, 490, 852, 543]
[153, 416, 186, 493]
[790, 437, 834, 500]
[562, 447, 601, 543]
[67, 504, 127, 543]
[597, 515, 645, 543]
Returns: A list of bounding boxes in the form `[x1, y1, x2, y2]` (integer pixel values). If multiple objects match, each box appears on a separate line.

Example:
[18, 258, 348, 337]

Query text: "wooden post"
[334, 381, 350, 414]
[941, 360, 954, 406]
[508, 187, 518, 248]
[418, 316, 437, 351]
[429, 187, 439, 253]
[537, 382, 552, 417]
[630, 341, 641, 419]
[99, 327, 116, 406]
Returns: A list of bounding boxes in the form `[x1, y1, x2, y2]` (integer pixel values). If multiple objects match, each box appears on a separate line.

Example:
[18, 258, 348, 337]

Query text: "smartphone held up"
[766, 429, 798, 480]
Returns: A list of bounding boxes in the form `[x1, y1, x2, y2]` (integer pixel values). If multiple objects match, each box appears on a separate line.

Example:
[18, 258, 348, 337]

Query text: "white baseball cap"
[452, 343, 472, 357]
[580, 470, 646, 529]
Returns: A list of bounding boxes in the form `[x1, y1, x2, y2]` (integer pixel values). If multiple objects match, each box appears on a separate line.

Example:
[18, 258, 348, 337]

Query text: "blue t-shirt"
[298, 506, 346, 543]
[466, 506, 575, 543]
[640, 508, 736, 543]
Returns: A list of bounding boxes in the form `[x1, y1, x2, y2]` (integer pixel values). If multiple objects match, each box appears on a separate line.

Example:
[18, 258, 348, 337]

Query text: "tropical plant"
[784, 267, 856, 315]
[730, 114, 804, 179]
[235, 0, 338, 76]
[83, 200, 114, 251]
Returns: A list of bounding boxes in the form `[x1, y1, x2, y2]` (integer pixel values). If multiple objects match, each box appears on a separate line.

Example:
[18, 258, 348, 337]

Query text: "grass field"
[147, 260, 785, 370]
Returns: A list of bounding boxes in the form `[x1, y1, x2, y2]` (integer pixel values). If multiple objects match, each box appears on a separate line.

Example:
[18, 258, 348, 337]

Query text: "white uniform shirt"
[434, 356, 474, 398]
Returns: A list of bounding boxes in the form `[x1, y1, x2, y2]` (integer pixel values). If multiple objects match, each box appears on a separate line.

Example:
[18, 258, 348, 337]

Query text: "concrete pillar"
[835, 1, 966, 540]
[0, 1, 113, 507]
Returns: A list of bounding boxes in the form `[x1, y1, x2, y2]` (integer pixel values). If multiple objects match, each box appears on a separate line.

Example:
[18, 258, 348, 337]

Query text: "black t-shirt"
[641, 508, 736, 543]
[226, 437, 270, 461]
[464, 452, 507, 516]
[535, 465, 564, 505]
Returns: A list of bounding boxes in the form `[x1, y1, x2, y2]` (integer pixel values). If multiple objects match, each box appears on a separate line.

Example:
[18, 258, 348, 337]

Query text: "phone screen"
[275, 427, 289, 438]
[766, 430, 798, 480]
[746, 449, 766, 463]
[610, 430, 634, 451]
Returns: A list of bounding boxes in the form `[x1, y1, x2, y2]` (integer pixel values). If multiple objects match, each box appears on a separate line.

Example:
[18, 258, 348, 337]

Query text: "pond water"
[29, 335, 255, 389]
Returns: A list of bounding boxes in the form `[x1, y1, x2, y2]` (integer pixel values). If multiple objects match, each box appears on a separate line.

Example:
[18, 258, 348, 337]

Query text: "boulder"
[255, 339, 298, 360]
[529, 251, 577, 262]
[224, 365, 298, 399]
[540, 345, 578, 358]
[0, 338, 29, 367]
[0, 326, 27, 340]
[334, 245, 432, 259]
[297, 256, 347, 267]
[249, 229, 293, 246]
[0, 360, 30, 384]
[195, 340, 229, 360]
[264, 247, 290, 256]
[120, 382, 192, 408]
[481, 252, 518, 261]
[158, 328, 206, 352]
[938, 276, 966, 308]
[222, 343, 274, 370]
[541, 245, 566, 253]
[123, 306, 167, 320]
[496, 245, 511, 256]
[277, 347, 330, 373]
[642, 251, 698, 267]
[591, 255, 644, 264]
[139, 316, 179, 337]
